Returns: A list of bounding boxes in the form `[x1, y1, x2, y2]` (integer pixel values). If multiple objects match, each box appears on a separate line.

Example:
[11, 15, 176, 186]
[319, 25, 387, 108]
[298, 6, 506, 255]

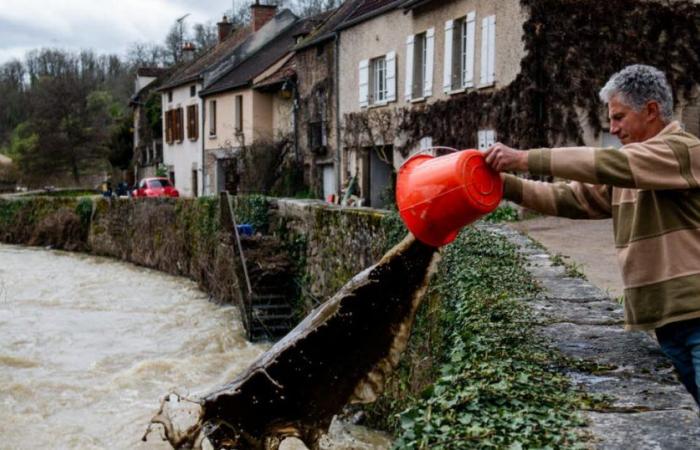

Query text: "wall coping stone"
[482, 223, 700, 447]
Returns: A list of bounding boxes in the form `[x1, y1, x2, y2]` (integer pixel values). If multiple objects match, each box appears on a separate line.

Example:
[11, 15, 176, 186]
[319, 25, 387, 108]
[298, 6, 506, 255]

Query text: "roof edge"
[335, 0, 405, 33]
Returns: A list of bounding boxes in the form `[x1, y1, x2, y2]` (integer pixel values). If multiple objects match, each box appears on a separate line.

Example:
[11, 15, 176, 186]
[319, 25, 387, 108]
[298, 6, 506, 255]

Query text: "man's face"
[607, 94, 655, 145]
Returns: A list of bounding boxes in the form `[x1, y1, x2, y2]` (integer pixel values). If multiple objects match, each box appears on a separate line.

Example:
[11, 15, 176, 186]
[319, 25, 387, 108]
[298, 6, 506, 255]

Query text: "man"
[484, 64, 700, 404]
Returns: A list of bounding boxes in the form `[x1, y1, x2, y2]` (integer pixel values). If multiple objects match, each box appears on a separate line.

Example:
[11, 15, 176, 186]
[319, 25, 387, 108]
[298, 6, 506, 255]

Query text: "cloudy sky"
[0, 0, 245, 64]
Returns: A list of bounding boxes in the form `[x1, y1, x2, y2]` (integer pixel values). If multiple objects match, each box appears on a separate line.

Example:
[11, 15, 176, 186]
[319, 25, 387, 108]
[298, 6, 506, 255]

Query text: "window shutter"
[488, 15, 496, 84]
[465, 12, 476, 87]
[443, 20, 454, 93]
[405, 35, 415, 101]
[193, 105, 199, 140]
[359, 59, 369, 107]
[486, 129, 496, 147]
[480, 17, 489, 85]
[478, 130, 486, 151]
[424, 28, 435, 97]
[385, 51, 396, 103]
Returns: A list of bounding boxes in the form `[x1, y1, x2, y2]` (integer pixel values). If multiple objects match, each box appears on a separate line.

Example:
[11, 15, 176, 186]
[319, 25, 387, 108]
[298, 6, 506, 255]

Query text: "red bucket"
[396, 149, 503, 247]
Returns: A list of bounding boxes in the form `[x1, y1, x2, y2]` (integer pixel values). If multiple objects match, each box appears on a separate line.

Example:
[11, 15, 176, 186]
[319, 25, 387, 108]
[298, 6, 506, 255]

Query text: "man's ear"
[645, 101, 661, 122]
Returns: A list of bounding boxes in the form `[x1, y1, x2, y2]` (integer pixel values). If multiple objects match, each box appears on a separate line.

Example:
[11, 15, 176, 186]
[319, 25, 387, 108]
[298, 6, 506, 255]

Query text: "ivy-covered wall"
[344, 0, 700, 156]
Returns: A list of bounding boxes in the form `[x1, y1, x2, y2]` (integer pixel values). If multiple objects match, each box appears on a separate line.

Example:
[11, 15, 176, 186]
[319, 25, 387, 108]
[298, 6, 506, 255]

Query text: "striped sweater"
[503, 121, 700, 331]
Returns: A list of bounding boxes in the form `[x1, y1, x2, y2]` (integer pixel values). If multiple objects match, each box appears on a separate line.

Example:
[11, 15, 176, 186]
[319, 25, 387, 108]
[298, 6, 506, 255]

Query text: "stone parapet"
[486, 223, 700, 448]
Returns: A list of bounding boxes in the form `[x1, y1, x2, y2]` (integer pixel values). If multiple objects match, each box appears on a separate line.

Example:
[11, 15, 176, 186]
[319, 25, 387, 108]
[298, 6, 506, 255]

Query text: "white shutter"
[359, 59, 369, 107]
[487, 15, 496, 84]
[480, 17, 489, 85]
[478, 130, 487, 151]
[443, 20, 454, 93]
[465, 12, 476, 87]
[486, 130, 496, 147]
[405, 35, 415, 101]
[385, 51, 396, 103]
[424, 28, 435, 97]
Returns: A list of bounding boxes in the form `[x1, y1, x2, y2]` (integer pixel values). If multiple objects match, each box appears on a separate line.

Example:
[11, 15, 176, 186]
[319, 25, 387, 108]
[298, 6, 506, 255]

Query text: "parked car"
[132, 177, 179, 198]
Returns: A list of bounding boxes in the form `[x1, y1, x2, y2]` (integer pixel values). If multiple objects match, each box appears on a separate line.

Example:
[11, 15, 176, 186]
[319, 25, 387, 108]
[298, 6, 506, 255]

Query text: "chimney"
[182, 42, 196, 62]
[217, 15, 233, 43]
[250, 1, 277, 32]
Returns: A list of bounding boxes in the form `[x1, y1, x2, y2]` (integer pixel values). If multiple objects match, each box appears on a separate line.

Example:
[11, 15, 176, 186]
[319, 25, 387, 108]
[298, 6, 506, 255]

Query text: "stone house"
[291, 0, 363, 201]
[129, 67, 170, 183]
[157, 14, 254, 197]
[198, 8, 313, 195]
[335, 0, 700, 208]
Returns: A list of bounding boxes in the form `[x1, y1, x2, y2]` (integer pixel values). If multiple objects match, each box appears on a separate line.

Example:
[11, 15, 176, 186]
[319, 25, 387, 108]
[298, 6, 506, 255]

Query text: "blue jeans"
[655, 318, 700, 405]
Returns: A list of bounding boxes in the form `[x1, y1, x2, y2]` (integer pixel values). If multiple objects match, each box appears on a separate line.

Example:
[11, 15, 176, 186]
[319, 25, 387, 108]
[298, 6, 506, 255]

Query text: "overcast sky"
[0, 0, 246, 64]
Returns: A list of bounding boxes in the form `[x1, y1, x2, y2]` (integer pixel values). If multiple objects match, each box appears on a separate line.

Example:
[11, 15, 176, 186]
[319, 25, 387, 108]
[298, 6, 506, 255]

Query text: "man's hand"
[484, 143, 528, 173]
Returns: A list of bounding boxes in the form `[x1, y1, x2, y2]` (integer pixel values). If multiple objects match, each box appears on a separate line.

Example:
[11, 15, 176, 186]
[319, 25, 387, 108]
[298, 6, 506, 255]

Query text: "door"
[369, 147, 394, 209]
[322, 164, 336, 201]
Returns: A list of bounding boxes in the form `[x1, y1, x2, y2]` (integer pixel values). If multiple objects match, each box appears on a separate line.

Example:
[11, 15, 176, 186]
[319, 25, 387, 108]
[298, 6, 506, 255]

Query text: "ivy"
[343, 0, 700, 154]
[365, 226, 596, 449]
[232, 194, 270, 233]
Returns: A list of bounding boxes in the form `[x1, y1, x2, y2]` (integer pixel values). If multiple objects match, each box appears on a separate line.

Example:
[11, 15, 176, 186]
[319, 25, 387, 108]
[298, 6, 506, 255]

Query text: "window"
[405, 29, 434, 101]
[174, 108, 184, 142]
[308, 121, 327, 153]
[359, 52, 396, 107]
[372, 56, 387, 104]
[234, 95, 243, 133]
[190, 85, 196, 97]
[165, 109, 183, 144]
[187, 104, 198, 140]
[444, 12, 475, 93]
[209, 100, 217, 136]
[480, 15, 496, 86]
[168, 91, 173, 102]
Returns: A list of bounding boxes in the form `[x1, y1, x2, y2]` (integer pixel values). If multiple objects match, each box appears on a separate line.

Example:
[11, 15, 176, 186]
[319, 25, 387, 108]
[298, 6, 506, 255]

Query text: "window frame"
[371, 56, 387, 105]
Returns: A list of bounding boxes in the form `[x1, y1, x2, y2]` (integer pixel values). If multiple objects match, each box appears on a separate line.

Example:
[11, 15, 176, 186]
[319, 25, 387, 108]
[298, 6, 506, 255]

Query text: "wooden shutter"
[481, 15, 495, 85]
[443, 20, 454, 93]
[385, 51, 396, 103]
[424, 28, 435, 97]
[487, 15, 496, 84]
[405, 34, 415, 101]
[359, 59, 369, 107]
[165, 110, 172, 144]
[465, 12, 476, 87]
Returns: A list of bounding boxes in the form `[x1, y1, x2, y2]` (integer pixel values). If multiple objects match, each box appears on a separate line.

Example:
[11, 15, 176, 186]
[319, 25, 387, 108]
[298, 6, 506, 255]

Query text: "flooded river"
[0, 244, 391, 449]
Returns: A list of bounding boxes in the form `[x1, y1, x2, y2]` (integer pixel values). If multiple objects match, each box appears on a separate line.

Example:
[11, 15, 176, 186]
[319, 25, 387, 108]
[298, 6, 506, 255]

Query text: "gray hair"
[599, 64, 673, 122]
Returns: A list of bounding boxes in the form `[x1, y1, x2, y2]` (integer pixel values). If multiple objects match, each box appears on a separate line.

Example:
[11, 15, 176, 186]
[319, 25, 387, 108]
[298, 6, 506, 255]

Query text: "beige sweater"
[503, 121, 700, 331]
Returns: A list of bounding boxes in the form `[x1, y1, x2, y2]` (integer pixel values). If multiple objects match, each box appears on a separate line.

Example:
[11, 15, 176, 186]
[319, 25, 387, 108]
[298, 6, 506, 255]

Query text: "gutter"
[334, 31, 342, 197]
[201, 90, 207, 196]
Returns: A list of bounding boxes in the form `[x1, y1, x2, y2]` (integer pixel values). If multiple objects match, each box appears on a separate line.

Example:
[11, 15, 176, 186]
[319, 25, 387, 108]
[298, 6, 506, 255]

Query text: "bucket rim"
[399, 146, 459, 169]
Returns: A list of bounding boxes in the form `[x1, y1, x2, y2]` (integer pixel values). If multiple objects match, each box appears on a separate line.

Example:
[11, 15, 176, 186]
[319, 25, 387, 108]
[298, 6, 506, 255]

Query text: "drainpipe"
[200, 89, 207, 195]
[334, 31, 342, 197]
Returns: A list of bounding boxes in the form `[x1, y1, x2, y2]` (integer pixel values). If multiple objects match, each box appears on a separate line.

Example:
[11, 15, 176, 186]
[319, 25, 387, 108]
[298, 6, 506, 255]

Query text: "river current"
[0, 244, 391, 449]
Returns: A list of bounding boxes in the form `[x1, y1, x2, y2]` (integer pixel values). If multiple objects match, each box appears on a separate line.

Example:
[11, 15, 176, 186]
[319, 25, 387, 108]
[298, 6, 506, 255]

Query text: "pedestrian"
[484, 64, 700, 404]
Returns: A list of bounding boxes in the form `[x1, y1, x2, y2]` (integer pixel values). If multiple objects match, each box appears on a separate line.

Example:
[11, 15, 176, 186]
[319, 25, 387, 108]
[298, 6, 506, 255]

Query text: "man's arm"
[503, 174, 612, 219]
[485, 134, 700, 190]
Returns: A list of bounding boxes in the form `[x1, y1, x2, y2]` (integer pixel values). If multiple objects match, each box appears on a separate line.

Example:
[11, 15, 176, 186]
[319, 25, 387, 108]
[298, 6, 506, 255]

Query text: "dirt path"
[507, 216, 623, 298]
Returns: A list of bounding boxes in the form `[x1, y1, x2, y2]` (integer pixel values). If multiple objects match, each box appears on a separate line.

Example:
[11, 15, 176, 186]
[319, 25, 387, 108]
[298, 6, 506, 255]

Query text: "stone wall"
[270, 199, 399, 305]
[0, 195, 401, 316]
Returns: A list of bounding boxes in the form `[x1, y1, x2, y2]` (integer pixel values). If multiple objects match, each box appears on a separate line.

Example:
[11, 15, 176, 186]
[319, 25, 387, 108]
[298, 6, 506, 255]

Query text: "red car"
[132, 177, 179, 198]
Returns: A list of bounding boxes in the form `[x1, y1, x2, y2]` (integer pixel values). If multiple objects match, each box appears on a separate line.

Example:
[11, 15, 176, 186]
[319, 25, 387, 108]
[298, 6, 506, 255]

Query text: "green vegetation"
[365, 215, 592, 449]
[232, 194, 270, 233]
[483, 204, 519, 223]
[550, 253, 587, 280]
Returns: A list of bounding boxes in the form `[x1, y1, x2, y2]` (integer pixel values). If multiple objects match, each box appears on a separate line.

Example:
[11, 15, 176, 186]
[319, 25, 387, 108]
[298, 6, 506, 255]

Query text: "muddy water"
[0, 244, 391, 449]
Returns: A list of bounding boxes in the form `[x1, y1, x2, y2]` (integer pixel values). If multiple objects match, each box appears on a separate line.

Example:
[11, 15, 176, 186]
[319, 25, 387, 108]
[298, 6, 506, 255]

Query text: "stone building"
[157, 14, 254, 197]
[334, 0, 700, 208]
[198, 8, 311, 195]
[129, 67, 170, 183]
